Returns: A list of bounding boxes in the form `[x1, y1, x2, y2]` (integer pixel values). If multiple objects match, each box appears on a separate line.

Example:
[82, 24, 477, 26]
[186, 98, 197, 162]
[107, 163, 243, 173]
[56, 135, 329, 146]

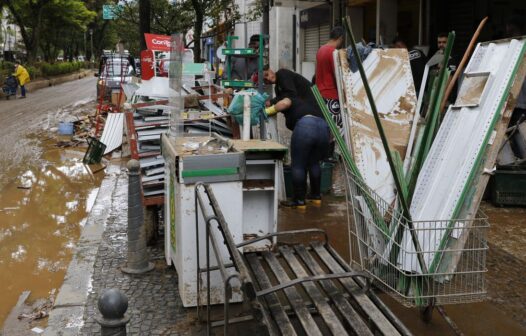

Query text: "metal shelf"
[222, 48, 257, 56]
[222, 80, 255, 88]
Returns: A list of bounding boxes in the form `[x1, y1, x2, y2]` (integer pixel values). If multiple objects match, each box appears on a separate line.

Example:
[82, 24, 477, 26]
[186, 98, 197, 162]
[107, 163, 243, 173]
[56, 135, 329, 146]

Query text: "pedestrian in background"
[263, 66, 329, 209]
[13, 61, 30, 99]
[231, 34, 261, 80]
[392, 37, 427, 93]
[315, 27, 345, 133]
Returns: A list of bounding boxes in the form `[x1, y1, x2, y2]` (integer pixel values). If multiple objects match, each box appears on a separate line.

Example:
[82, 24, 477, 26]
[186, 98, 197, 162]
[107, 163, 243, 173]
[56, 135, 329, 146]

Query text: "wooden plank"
[131, 99, 169, 108]
[279, 246, 353, 335]
[143, 195, 164, 206]
[245, 253, 297, 336]
[124, 112, 139, 159]
[292, 245, 373, 336]
[262, 251, 323, 336]
[311, 243, 401, 336]
[232, 139, 288, 152]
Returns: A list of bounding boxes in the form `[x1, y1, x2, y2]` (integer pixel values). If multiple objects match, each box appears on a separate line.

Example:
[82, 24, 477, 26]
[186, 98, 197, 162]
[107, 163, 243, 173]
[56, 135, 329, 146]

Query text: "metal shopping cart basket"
[343, 167, 489, 309]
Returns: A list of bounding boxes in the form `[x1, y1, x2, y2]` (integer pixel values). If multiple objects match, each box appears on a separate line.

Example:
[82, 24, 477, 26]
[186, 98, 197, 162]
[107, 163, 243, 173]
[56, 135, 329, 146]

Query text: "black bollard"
[122, 159, 154, 274]
[96, 289, 130, 336]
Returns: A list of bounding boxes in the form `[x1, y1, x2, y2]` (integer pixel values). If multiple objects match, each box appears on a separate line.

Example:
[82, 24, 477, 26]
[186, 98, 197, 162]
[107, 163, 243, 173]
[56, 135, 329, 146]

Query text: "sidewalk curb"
[26, 70, 93, 93]
[44, 169, 124, 336]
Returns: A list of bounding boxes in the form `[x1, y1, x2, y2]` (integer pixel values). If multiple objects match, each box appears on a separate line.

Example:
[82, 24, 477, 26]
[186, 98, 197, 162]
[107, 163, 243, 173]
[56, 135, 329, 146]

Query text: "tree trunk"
[28, 3, 46, 62]
[191, 0, 203, 62]
[4, 0, 32, 59]
[139, 0, 151, 51]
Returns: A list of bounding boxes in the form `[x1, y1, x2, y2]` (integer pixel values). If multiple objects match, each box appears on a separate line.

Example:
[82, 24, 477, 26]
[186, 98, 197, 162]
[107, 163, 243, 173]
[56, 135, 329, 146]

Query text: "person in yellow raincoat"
[13, 61, 30, 98]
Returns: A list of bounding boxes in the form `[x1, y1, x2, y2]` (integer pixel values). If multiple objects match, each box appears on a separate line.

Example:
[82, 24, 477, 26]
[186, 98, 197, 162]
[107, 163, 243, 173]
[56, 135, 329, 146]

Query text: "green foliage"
[39, 61, 84, 76]
[25, 65, 42, 79]
[0, 61, 16, 82]
[3, 0, 96, 62]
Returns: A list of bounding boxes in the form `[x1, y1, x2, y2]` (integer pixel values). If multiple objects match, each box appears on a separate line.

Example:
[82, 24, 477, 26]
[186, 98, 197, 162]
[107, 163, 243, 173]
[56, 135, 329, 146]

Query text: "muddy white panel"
[402, 38, 526, 273]
[99, 113, 124, 154]
[339, 49, 417, 206]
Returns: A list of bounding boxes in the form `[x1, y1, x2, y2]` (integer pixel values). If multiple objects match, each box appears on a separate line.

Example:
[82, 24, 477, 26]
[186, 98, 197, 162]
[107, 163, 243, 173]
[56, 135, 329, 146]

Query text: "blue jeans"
[20, 85, 26, 97]
[290, 116, 330, 201]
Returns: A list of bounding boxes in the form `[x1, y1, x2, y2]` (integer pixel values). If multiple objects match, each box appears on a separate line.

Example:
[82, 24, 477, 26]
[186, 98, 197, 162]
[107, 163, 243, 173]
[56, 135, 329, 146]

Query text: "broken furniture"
[194, 183, 411, 336]
[162, 134, 287, 307]
[123, 78, 233, 207]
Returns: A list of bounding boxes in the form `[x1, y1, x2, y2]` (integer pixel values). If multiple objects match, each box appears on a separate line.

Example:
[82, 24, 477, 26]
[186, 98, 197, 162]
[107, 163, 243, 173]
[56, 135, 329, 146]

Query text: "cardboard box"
[111, 90, 125, 107]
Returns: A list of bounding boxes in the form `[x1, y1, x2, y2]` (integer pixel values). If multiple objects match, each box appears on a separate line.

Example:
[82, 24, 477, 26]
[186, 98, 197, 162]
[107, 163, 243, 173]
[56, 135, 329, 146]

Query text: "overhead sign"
[102, 5, 121, 20]
[144, 33, 171, 51]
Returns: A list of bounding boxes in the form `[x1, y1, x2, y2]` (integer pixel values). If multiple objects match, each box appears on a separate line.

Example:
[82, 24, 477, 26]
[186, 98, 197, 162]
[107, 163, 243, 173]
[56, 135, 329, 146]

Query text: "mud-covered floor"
[279, 191, 526, 335]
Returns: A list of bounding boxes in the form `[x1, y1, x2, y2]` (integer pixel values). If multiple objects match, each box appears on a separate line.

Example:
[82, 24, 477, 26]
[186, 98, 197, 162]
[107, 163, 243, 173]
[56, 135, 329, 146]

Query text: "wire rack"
[344, 167, 489, 307]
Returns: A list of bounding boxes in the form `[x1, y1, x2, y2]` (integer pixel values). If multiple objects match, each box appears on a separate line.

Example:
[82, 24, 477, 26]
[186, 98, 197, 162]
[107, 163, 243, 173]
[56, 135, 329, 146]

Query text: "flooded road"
[279, 185, 526, 335]
[0, 76, 96, 189]
[0, 76, 100, 328]
[0, 139, 104, 327]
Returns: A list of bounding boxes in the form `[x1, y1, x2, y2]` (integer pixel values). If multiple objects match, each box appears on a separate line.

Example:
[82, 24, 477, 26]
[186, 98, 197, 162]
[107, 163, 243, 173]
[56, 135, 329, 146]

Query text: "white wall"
[269, 6, 295, 70]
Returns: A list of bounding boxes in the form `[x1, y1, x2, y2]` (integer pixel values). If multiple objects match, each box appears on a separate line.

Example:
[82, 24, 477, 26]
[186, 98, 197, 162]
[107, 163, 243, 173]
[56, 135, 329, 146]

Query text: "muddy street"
[0, 76, 97, 189]
[0, 77, 104, 329]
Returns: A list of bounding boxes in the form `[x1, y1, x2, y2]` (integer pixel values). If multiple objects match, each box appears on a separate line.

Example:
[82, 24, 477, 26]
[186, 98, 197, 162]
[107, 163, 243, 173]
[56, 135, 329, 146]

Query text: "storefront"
[299, 4, 332, 80]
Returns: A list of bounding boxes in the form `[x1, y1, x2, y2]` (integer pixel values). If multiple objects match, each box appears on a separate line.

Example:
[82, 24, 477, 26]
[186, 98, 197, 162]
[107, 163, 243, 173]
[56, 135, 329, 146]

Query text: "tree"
[138, 0, 150, 51]
[38, 0, 95, 61]
[2, 0, 94, 62]
[189, 0, 239, 62]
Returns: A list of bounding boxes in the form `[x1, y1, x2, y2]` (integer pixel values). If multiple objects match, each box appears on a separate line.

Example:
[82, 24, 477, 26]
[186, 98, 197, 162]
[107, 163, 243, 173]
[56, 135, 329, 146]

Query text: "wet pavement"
[0, 138, 105, 330]
[279, 165, 526, 335]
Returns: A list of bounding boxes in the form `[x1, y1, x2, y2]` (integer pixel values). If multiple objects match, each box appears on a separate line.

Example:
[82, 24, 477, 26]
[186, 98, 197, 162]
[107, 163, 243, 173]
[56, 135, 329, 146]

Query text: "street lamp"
[89, 29, 94, 69]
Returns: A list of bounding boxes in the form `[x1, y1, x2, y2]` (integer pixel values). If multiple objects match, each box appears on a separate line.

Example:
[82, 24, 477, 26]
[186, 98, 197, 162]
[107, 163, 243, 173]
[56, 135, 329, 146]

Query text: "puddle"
[0, 137, 105, 328]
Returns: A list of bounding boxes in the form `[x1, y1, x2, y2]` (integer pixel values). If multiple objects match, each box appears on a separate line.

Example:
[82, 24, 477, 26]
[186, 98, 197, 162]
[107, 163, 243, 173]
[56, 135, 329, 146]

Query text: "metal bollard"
[121, 159, 154, 274]
[96, 289, 130, 336]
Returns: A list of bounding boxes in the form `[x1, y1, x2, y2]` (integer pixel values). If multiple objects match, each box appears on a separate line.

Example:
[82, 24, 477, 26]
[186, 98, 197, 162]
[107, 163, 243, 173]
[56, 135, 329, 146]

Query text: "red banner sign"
[144, 33, 171, 51]
[140, 49, 155, 80]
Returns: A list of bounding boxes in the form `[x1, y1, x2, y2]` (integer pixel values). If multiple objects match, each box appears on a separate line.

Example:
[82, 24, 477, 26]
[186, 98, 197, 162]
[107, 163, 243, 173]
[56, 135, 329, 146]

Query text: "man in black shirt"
[263, 67, 330, 208]
[392, 37, 427, 93]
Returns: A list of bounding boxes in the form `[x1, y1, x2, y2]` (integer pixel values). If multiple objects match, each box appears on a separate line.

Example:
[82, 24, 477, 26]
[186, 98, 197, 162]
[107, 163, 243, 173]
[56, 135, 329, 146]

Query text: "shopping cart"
[344, 167, 489, 309]
[2, 75, 18, 99]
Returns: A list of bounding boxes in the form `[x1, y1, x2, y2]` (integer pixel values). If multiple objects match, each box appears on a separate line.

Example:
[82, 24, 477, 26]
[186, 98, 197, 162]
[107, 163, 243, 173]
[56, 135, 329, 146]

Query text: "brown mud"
[0, 137, 104, 328]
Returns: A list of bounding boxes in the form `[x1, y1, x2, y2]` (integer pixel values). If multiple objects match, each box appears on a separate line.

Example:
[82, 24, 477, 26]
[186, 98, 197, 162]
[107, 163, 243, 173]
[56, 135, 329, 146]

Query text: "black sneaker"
[280, 199, 307, 210]
[306, 194, 322, 206]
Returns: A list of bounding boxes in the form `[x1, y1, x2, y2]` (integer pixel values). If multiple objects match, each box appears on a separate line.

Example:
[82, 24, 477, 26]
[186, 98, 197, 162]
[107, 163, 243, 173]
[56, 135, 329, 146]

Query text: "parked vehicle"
[95, 52, 133, 99]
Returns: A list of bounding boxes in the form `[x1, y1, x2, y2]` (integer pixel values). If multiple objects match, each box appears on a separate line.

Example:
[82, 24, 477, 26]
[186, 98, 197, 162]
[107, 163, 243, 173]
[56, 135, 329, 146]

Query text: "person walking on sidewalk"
[263, 66, 330, 209]
[13, 61, 30, 99]
[315, 27, 344, 133]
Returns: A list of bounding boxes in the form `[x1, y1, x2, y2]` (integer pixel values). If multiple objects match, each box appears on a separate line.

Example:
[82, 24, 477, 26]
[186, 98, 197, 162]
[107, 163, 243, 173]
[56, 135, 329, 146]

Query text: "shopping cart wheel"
[420, 303, 434, 323]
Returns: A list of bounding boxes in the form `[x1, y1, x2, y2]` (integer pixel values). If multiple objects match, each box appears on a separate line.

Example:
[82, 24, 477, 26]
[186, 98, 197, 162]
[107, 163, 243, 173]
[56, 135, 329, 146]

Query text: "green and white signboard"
[102, 4, 122, 20]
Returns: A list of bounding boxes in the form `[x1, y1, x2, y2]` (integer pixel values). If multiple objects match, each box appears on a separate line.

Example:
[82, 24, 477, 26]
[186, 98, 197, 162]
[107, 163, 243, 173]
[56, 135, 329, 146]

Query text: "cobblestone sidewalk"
[80, 172, 197, 335]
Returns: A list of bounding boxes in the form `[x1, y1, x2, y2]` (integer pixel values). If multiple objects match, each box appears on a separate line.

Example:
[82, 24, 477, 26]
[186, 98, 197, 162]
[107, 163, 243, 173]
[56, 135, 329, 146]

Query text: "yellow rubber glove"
[265, 105, 278, 116]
